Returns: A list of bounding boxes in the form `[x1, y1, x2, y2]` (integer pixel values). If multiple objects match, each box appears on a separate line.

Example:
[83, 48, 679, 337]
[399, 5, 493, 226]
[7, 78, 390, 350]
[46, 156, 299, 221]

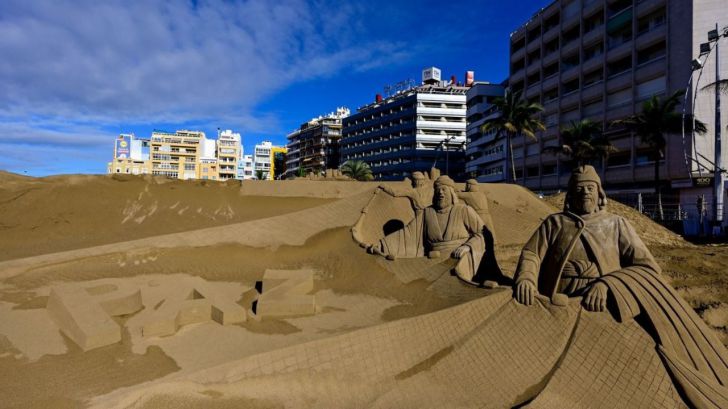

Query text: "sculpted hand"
[452, 245, 470, 259]
[583, 281, 608, 312]
[515, 280, 536, 306]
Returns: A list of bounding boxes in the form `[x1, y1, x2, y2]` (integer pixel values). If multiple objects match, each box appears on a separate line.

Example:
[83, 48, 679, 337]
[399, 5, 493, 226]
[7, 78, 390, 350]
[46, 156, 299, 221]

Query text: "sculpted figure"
[369, 175, 486, 283]
[458, 179, 501, 282]
[514, 165, 728, 407]
[378, 171, 433, 211]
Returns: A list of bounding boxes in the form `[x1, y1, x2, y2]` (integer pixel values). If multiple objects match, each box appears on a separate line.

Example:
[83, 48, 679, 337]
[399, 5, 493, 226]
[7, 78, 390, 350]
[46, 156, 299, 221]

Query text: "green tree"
[340, 160, 373, 181]
[612, 90, 708, 220]
[296, 167, 307, 178]
[543, 119, 616, 168]
[255, 169, 267, 180]
[481, 90, 545, 183]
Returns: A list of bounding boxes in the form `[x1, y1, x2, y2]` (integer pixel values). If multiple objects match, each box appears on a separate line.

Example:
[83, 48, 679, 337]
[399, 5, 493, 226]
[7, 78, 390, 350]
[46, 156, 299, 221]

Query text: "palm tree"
[612, 90, 708, 220]
[340, 160, 373, 181]
[543, 119, 616, 168]
[481, 90, 545, 183]
[255, 170, 267, 180]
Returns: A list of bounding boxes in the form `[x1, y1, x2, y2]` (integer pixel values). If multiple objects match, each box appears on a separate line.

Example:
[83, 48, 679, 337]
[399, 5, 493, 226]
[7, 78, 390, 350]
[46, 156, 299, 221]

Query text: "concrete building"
[240, 154, 254, 180]
[149, 130, 207, 180]
[108, 133, 151, 175]
[505, 0, 728, 222]
[285, 107, 350, 178]
[216, 129, 242, 180]
[464, 82, 507, 181]
[251, 141, 286, 180]
[340, 67, 469, 180]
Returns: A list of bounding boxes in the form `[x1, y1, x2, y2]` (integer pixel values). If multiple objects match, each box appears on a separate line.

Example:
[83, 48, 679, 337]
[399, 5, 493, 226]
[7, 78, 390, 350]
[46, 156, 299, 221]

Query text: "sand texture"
[0, 171, 726, 408]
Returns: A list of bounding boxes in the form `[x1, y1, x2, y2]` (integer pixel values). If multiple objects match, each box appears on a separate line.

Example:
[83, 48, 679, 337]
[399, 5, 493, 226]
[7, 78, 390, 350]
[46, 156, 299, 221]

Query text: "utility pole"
[713, 23, 724, 228]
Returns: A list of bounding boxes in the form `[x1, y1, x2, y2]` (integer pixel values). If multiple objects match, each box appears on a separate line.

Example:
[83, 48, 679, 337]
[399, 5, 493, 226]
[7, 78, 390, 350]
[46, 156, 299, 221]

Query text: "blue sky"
[0, 0, 551, 176]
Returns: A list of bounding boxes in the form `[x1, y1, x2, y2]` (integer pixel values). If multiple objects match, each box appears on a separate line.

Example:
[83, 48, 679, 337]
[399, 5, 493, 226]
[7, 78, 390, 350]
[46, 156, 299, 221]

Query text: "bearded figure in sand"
[368, 175, 486, 283]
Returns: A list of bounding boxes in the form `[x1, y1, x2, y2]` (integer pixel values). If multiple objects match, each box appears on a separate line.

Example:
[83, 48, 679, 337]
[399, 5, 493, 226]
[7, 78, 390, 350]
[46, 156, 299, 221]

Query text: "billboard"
[115, 135, 130, 159]
[422, 67, 441, 83]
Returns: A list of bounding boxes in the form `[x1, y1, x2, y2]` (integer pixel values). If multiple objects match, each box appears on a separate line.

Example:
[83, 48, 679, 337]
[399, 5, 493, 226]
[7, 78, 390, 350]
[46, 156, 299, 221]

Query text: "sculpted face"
[570, 181, 599, 215]
[434, 185, 452, 210]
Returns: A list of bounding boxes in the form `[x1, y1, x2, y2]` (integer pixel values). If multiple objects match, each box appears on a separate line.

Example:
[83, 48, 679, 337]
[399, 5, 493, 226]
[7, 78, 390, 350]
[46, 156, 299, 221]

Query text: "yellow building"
[150, 130, 206, 180]
[198, 158, 219, 181]
[269, 146, 288, 180]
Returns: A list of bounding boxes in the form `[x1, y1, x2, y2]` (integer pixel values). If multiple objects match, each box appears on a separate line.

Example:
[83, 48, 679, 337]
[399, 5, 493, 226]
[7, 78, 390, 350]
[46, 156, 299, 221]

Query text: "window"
[542, 164, 557, 175]
[607, 150, 631, 167]
[526, 166, 539, 177]
[637, 8, 665, 34]
[635, 148, 659, 165]
[584, 42, 603, 61]
[562, 78, 580, 94]
[583, 69, 604, 87]
[543, 62, 559, 78]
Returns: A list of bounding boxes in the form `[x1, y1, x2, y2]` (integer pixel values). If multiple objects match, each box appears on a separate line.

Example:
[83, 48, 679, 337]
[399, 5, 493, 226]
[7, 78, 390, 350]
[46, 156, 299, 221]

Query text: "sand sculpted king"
[368, 175, 486, 283]
[515, 165, 728, 408]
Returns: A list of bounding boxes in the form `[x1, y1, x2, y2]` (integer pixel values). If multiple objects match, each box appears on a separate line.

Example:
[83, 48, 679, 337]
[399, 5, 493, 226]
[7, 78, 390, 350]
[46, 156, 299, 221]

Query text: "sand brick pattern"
[526, 311, 687, 409]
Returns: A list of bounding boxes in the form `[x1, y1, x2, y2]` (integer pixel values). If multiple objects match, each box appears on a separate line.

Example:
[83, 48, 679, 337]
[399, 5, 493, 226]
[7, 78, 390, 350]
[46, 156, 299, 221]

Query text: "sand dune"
[0, 172, 725, 408]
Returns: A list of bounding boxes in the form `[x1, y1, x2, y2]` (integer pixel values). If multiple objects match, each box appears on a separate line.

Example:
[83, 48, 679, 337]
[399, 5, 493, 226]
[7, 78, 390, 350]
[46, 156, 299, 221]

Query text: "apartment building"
[108, 133, 151, 175]
[251, 141, 287, 180]
[240, 154, 254, 179]
[149, 130, 207, 179]
[464, 82, 506, 181]
[216, 129, 242, 180]
[285, 107, 350, 177]
[340, 68, 469, 180]
[503, 0, 727, 219]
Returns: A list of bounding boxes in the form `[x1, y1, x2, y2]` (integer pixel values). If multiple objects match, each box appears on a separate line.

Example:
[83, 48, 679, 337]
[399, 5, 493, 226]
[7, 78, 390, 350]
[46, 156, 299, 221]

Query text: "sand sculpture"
[367, 175, 486, 283]
[515, 165, 728, 408]
[254, 269, 316, 318]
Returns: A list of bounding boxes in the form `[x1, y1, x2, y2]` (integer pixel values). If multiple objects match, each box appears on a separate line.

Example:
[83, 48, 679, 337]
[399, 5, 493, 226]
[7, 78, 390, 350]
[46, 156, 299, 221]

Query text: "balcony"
[636, 0, 666, 18]
[634, 56, 666, 83]
[605, 104, 633, 122]
[561, 39, 580, 57]
[526, 61, 540, 75]
[510, 68, 525, 83]
[636, 23, 666, 49]
[525, 84, 541, 100]
[582, 55, 604, 73]
[526, 39, 541, 53]
[543, 25, 560, 42]
[542, 73, 559, 90]
[511, 46, 526, 62]
[583, 0, 603, 17]
[607, 39, 632, 61]
[582, 26, 604, 47]
[561, 91, 580, 110]
[561, 65, 580, 82]
[542, 50, 560, 66]
[606, 70, 632, 91]
[582, 81, 604, 101]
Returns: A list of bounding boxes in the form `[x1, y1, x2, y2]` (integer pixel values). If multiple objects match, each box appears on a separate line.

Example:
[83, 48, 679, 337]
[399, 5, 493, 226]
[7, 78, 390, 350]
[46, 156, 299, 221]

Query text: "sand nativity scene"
[0, 166, 725, 409]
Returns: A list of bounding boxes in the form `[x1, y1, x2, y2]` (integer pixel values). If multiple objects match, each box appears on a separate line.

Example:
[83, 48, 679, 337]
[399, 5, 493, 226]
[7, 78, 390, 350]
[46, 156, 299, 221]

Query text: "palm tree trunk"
[508, 133, 517, 183]
[655, 148, 664, 221]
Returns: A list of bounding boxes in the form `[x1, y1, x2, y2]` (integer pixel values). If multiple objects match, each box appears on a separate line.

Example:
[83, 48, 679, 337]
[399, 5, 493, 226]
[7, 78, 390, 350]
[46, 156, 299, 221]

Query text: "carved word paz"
[47, 282, 143, 351]
[141, 276, 247, 338]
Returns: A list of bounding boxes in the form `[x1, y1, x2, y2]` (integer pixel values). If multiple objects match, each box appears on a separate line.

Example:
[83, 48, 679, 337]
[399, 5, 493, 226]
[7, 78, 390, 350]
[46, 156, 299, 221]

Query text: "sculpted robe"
[375, 203, 485, 282]
[515, 210, 728, 409]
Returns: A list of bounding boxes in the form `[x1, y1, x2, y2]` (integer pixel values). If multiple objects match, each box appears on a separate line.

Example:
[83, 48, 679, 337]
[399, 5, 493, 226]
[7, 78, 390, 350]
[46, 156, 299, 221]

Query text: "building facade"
[285, 107, 350, 178]
[464, 82, 507, 182]
[149, 130, 207, 180]
[108, 133, 151, 175]
[504, 0, 727, 221]
[216, 129, 242, 180]
[340, 68, 469, 180]
[251, 141, 287, 180]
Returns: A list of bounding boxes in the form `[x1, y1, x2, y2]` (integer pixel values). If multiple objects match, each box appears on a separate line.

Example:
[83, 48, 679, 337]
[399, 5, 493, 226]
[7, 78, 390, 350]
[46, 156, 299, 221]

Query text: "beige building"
[150, 130, 207, 180]
[217, 129, 241, 180]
